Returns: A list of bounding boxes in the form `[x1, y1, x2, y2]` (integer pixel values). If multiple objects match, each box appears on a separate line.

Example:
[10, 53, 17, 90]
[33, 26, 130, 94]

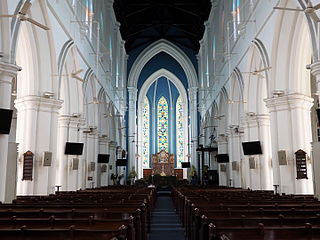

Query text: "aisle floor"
[148, 191, 185, 240]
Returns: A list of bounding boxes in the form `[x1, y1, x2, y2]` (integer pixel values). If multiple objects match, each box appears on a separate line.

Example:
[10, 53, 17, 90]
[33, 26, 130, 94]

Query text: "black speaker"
[98, 154, 110, 163]
[65, 142, 84, 155]
[116, 159, 127, 166]
[316, 108, 320, 123]
[181, 162, 190, 168]
[216, 154, 229, 163]
[0, 108, 13, 134]
[242, 141, 262, 155]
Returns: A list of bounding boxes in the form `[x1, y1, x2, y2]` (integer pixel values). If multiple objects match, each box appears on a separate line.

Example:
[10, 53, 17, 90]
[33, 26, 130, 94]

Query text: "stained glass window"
[142, 97, 150, 168]
[232, 0, 241, 38]
[176, 96, 184, 168]
[157, 97, 169, 152]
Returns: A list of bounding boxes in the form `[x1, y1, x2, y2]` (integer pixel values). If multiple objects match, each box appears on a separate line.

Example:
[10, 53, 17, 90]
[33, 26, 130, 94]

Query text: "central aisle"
[149, 190, 185, 240]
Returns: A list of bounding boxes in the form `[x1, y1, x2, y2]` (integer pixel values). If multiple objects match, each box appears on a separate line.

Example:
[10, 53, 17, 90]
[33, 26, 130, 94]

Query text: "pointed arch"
[128, 39, 198, 88]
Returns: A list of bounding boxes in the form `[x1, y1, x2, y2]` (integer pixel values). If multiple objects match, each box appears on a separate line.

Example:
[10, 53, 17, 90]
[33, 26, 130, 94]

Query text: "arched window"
[142, 97, 150, 168]
[157, 96, 169, 152]
[176, 96, 184, 168]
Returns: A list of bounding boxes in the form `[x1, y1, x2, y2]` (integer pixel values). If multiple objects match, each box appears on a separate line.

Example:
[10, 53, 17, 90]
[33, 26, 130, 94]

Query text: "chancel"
[2, 0, 320, 239]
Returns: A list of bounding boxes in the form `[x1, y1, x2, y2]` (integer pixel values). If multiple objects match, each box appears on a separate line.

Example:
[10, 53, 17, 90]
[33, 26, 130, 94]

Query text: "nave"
[3, 0, 320, 239]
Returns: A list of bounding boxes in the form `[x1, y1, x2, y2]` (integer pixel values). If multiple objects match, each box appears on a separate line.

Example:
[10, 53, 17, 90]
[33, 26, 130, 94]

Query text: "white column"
[188, 87, 198, 171]
[109, 141, 117, 185]
[56, 116, 85, 191]
[227, 127, 242, 188]
[0, 62, 20, 202]
[218, 135, 228, 186]
[256, 115, 273, 190]
[242, 114, 273, 190]
[98, 137, 109, 187]
[56, 116, 70, 190]
[15, 96, 63, 196]
[128, 87, 137, 172]
[113, 22, 120, 87]
[265, 94, 314, 194]
[310, 62, 320, 198]
[240, 118, 251, 189]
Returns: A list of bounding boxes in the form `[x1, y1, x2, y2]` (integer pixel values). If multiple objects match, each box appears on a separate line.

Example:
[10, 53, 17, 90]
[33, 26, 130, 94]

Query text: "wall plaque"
[23, 151, 33, 181]
[295, 149, 308, 179]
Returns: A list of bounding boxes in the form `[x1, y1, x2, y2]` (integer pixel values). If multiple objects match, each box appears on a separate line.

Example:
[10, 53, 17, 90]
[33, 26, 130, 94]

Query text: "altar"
[143, 150, 183, 180]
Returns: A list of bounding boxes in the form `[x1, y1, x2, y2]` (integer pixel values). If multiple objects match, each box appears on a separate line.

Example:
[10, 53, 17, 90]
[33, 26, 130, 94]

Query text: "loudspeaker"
[249, 157, 256, 169]
[109, 165, 112, 170]
[0, 108, 13, 134]
[72, 158, 79, 170]
[278, 150, 287, 165]
[216, 154, 229, 163]
[220, 164, 227, 172]
[116, 159, 127, 166]
[43, 151, 52, 166]
[89, 162, 95, 171]
[232, 161, 239, 171]
[316, 108, 320, 123]
[181, 162, 191, 168]
[101, 164, 107, 173]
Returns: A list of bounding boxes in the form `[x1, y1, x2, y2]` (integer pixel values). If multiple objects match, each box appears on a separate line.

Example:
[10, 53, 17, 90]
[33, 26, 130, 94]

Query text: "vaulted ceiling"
[113, 0, 212, 53]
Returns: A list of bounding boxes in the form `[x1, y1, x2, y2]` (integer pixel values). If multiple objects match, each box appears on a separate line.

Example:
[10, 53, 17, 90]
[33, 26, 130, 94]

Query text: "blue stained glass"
[158, 97, 169, 152]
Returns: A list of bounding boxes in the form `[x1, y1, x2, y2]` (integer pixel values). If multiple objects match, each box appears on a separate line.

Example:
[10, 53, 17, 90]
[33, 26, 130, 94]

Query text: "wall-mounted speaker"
[316, 108, 320, 123]
[249, 157, 256, 169]
[232, 161, 239, 171]
[72, 158, 79, 170]
[109, 165, 112, 170]
[43, 151, 52, 167]
[89, 162, 95, 172]
[220, 164, 227, 172]
[101, 164, 107, 173]
[278, 150, 287, 165]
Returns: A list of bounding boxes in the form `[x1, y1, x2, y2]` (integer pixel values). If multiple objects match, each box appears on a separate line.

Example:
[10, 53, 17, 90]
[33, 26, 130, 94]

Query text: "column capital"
[310, 61, 320, 77]
[204, 20, 210, 29]
[109, 141, 118, 148]
[0, 61, 21, 82]
[188, 87, 198, 102]
[99, 136, 109, 143]
[127, 87, 138, 102]
[242, 113, 270, 125]
[15, 95, 63, 114]
[188, 87, 198, 94]
[265, 93, 313, 112]
[114, 21, 121, 31]
[58, 115, 85, 127]
[127, 86, 138, 93]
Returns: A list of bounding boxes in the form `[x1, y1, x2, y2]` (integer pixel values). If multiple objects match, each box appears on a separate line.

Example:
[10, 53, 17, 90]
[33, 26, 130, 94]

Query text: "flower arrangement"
[189, 165, 197, 177]
[128, 167, 138, 179]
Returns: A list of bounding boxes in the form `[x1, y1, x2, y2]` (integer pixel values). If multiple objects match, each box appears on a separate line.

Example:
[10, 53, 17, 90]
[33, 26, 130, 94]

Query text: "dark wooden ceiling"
[113, 0, 212, 53]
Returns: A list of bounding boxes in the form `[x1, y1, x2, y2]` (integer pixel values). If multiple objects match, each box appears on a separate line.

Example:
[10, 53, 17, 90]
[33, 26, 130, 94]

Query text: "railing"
[204, 0, 259, 105]
[66, 0, 112, 77]
[226, 0, 258, 50]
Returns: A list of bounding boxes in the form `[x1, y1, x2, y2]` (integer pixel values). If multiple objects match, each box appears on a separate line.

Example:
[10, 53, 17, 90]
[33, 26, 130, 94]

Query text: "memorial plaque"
[295, 149, 308, 179]
[23, 151, 33, 181]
